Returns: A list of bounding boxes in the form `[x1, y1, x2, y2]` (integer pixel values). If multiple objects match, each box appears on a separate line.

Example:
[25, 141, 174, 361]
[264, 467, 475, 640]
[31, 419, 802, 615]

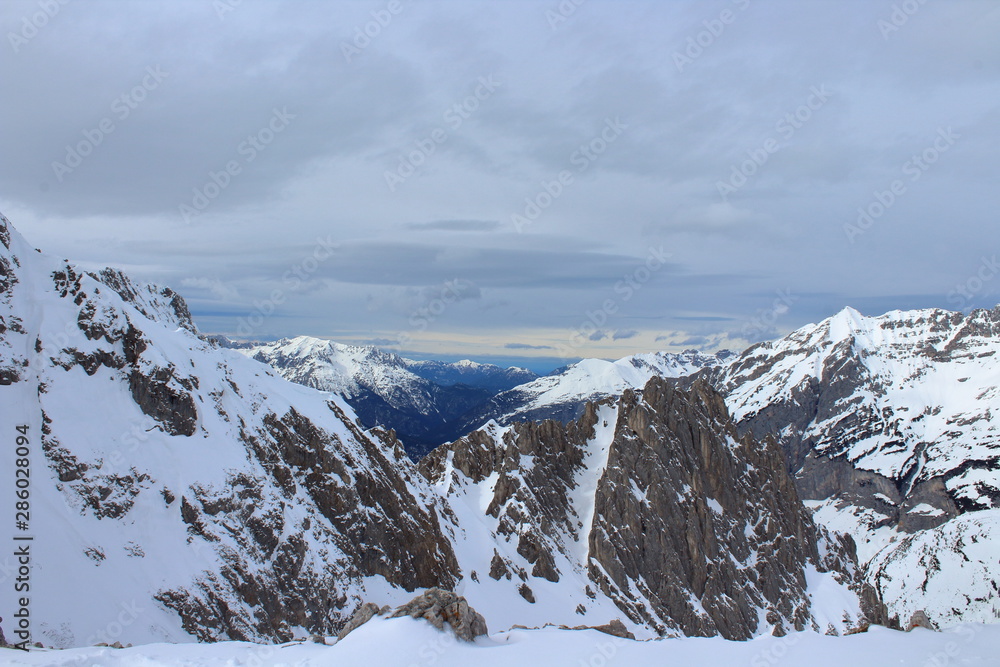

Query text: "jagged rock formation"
[422, 377, 888, 640]
[0, 213, 458, 647]
[337, 589, 487, 643]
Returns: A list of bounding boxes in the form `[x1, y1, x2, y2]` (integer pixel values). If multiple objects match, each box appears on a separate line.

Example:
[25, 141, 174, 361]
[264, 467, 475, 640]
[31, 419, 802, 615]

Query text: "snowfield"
[2, 621, 998, 667]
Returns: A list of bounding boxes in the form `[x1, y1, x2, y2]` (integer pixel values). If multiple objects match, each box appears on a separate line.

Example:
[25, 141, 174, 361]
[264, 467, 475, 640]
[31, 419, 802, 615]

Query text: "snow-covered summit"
[459, 348, 733, 430]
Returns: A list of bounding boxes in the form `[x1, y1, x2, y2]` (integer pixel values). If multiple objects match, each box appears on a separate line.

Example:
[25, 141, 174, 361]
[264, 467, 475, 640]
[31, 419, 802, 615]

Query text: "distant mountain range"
[225, 335, 735, 459]
[2, 209, 996, 649]
[239, 306, 1000, 626]
[218, 336, 537, 458]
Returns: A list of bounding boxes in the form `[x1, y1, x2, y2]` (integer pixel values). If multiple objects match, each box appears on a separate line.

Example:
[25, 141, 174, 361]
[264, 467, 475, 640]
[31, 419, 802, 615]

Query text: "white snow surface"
[4, 621, 999, 667]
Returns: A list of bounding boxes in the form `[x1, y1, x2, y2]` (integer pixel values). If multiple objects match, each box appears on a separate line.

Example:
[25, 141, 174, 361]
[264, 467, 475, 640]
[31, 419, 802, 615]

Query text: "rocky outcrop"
[423, 377, 888, 640]
[338, 590, 487, 643]
[586, 378, 887, 639]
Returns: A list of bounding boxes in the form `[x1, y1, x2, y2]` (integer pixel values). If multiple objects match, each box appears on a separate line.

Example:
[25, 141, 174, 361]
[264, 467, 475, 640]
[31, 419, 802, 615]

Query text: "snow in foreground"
[3, 619, 998, 667]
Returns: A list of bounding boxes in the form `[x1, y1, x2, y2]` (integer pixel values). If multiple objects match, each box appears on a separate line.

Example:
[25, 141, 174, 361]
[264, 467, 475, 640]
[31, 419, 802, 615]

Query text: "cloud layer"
[3, 0, 999, 370]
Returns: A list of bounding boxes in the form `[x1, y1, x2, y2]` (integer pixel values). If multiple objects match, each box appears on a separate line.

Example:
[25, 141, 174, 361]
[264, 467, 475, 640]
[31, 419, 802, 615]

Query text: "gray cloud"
[404, 220, 501, 232]
[1, 0, 998, 371]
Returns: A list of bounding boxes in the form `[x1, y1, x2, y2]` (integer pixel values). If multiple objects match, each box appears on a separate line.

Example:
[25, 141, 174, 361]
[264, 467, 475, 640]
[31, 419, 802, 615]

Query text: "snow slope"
[714, 306, 1000, 511]
[4, 621, 998, 667]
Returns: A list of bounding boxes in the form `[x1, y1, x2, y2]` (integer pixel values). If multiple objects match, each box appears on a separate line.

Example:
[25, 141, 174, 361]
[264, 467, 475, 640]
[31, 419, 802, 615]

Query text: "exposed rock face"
[338, 590, 488, 643]
[586, 378, 887, 639]
[337, 602, 383, 640]
[907, 610, 935, 631]
[388, 588, 488, 641]
[0, 214, 459, 647]
[572, 618, 634, 639]
[422, 377, 888, 640]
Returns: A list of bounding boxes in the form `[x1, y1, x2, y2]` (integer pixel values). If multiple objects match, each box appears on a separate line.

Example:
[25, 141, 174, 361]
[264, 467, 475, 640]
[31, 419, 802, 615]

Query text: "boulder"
[338, 590, 488, 643]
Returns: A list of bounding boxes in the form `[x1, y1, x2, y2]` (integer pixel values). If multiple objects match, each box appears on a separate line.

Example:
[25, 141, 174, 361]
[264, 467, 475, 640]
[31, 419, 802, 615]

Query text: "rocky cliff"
[422, 376, 889, 639]
[0, 213, 458, 647]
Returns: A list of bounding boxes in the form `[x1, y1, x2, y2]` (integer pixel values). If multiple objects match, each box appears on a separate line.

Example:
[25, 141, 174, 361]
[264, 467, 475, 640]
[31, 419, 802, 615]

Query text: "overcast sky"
[2, 0, 998, 372]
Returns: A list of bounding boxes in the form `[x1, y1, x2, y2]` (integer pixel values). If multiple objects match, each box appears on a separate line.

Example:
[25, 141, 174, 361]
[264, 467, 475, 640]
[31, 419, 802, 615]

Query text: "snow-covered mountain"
[458, 349, 734, 433]
[0, 214, 459, 646]
[421, 377, 887, 639]
[698, 306, 1000, 626]
[0, 213, 882, 648]
[407, 357, 537, 393]
[237, 337, 536, 458]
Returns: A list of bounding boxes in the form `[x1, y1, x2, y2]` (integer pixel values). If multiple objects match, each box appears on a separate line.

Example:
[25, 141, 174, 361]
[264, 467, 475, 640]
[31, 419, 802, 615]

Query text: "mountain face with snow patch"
[0, 214, 884, 646]
[239, 337, 536, 459]
[421, 377, 889, 639]
[456, 350, 734, 435]
[695, 306, 1000, 625]
[0, 214, 459, 646]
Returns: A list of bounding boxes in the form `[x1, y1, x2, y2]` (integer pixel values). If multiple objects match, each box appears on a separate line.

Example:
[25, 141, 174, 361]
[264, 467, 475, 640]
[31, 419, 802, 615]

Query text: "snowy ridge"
[461, 349, 734, 431]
